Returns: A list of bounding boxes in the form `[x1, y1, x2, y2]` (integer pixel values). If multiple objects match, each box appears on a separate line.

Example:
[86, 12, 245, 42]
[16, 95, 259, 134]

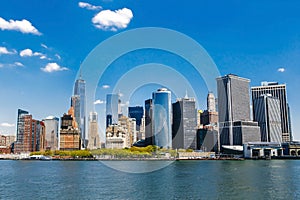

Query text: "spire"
[184, 90, 188, 99]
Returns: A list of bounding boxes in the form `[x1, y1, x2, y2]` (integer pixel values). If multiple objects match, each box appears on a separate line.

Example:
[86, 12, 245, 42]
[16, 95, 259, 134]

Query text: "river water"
[0, 160, 299, 199]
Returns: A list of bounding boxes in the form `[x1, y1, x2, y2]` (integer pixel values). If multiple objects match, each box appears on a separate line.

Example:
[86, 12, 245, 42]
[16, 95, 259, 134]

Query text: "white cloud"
[0, 17, 41, 35]
[0, 123, 15, 127]
[14, 62, 24, 67]
[55, 53, 61, 60]
[0, 63, 3, 68]
[20, 48, 46, 59]
[79, 2, 102, 10]
[0, 46, 16, 55]
[92, 8, 133, 31]
[41, 63, 68, 73]
[94, 100, 105, 105]
[41, 43, 48, 49]
[278, 68, 285, 73]
[102, 84, 110, 89]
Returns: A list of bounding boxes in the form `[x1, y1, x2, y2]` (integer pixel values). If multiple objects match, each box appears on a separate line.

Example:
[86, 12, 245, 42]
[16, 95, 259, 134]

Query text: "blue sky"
[0, 0, 300, 140]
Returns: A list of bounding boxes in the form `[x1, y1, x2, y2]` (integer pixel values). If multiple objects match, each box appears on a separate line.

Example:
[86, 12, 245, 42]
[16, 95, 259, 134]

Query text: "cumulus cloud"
[0, 123, 15, 127]
[94, 100, 105, 105]
[0, 46, 16, 55]
[92, 8, 133, 31]
[20, 48, 46, 59]
[79, 2, 102, 10]
[277, 68, 285, 73]
[102, 84, 110, 89]
[41, 63, 68, 73]
[0, 17, 41, 35]
[14, 62, 24, 67]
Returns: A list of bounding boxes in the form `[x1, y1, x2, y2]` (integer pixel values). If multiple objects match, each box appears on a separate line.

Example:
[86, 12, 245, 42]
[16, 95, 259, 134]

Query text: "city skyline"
[0, 1, 300, 140]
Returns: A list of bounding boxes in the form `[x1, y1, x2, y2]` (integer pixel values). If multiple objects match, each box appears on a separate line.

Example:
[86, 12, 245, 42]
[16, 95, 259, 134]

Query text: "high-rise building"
[207, 92, 216, 112]
[15, 109, 45, 153]
[145, 99, 153, 145]
[251, 82, 292, 142]
[172, 97, 197, 149]
[216, 74, 260, 147]
[71, 95, 80, 134]
[106, 94, 119, 127]
[59, 106, 81, 151]
[128, 106, 144, 141]
[152, 88, 172, 148]
[253, 94, 282, 143]
[88, 112, 100, 149]
[74, 76, 86, 148]
[43, 116, 59, 150]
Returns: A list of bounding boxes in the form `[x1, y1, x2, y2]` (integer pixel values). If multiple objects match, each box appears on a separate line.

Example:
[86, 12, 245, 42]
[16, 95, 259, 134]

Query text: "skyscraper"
[172, 97, 197, 149]
[216, 74, 260, 147]
[88, 112, 100, 149]
[251, 82, 292, 142]
[145, 99, 153, 145]
[253, 94, 282, 143]
[43, 116, 59, 150]
[152, 88, 172, 148]
[207, 92, 216, 112]
[128, 106, 144, 131]
[74, 76, 86, 148]
[71, 95, 80, 134]
[106, 94, 119, 127]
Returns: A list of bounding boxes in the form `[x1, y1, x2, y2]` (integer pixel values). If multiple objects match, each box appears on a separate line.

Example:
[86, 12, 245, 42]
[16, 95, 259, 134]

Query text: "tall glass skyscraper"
[128, 106, 144, 131]
[251, 82, 292, 142]
[74, 76, 86, 148]
[145, 99, 153, 145]
[106, 94, 119, 127]
[152, 88, 172, 148]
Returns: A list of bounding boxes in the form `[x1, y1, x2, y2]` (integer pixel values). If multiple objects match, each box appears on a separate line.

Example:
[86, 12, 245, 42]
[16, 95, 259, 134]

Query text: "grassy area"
[30, 145, 179, 158]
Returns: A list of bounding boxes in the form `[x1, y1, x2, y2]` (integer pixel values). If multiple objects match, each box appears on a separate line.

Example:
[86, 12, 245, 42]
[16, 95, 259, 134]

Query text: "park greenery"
[30, 146, 194, 158]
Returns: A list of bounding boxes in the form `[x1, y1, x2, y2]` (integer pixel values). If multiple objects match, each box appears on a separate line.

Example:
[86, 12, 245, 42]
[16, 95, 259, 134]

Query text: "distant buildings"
[128, 106, 144, 140]
[253, 94, 282, 143]
[172, 96, 197, 149]
[87, 112, 100, 149]
[252, 82, 292, 142]
[59, 107, 81, 151]
[105, 116, 136, 149]
[43, 116, 59, 150]
[216, 74, 260, 149]
[106, 94, 119, 127]
[14, 109, 46, 153]
[152, 88, 172, 149]
[74, 75, 87, 148]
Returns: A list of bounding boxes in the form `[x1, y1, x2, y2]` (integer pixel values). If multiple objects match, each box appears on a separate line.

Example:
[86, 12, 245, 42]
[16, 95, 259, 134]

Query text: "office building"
[43, 116, 59, 150]
[71, 95, 80, 134]
[74, 76, 86, 148]
[59, 106, 81, 151]
[152, 88, 172, 148]
[252, 82, 292, 142]
[172, 97, 197, 149]
[87, 112, 100, 149]
[216, 74, 260, 148]
[197, 126, 218, 152]
[145, 99, 153, 145]
[15, 109, 45, 153]
[128, 106, 144, 141]
[253, 94, 282, 143]
[106, 94, 119, 127]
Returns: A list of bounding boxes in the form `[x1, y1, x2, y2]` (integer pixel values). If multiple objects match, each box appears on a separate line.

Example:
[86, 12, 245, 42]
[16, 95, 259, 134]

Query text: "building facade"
[59, 107, 81, 151]
[152, 88, 172, 149]
[251, 82, 292, 142]
[74, 76, 86, 148]
[87, 112, 100, 149]
[216, 74, 260, 148]
[172, 97, 197, 149]
[145, 99, 153, 145]
[106, 94, 119, 127]
[253, 94, 282, 143]
[43, 116, 59, 150]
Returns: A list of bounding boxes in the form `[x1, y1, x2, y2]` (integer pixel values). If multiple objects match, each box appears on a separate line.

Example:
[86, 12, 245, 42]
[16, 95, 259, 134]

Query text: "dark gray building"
[251, 82, 292, 142]
[197, 127, 218, 152]
[145, 99, 153, 145]
[172, 97, 197, 150]
[128, 106, 143, 131]
[216, 74, 260, 148]
[253, 94, 282, 143]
